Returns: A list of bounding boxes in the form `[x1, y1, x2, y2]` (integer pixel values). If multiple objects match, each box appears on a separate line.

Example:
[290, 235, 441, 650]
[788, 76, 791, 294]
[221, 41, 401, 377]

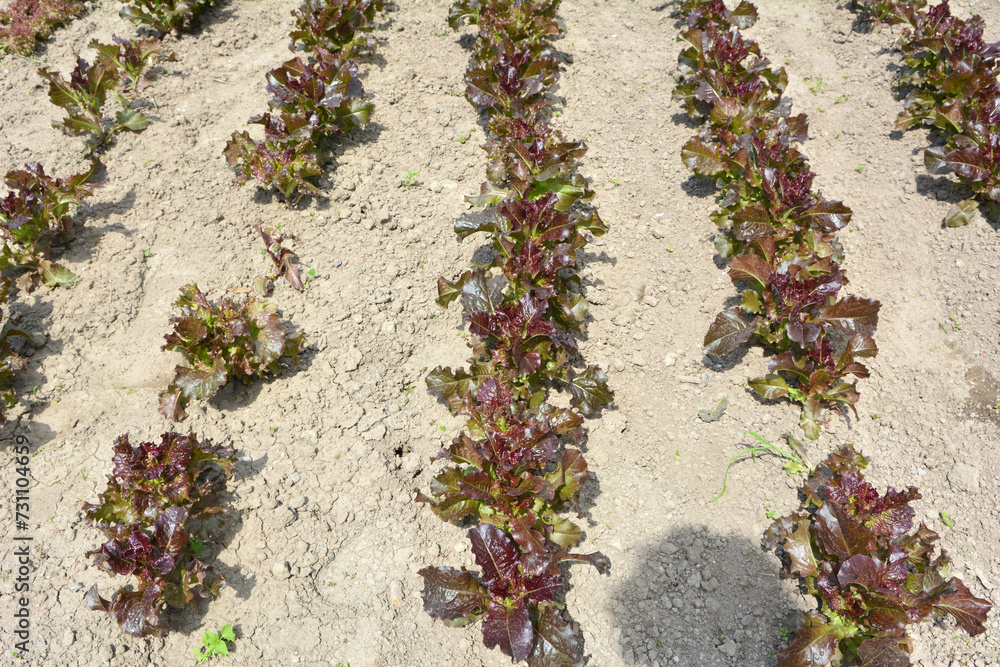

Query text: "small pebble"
[271, 560, 291, 579]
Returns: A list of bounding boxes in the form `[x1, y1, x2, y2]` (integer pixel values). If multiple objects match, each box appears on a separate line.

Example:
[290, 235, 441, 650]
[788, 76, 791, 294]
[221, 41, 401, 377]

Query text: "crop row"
[415, 0, 613, 665]
[3, 0, 386, 641]
[85, 0, 389, 636]
[673, 2, 992, 665]
[675, 0, 881, 442]
[854, 0, 1000, 227]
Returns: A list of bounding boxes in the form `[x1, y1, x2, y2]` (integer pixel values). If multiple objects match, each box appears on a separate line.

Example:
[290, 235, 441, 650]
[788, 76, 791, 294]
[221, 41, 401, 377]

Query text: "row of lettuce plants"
[82, 1, 338, 634]
[79, 1, 328, 635]
[0, 0, 84, 55]
[853, 0, 1000, 227]
[224, 0, 384, 206]
[416, 1, 613, 664]
[673, 0, 881, 441]
[2, 0, 305, 642]
[674, 2, 992, 666]
[84, 0, 389, 633]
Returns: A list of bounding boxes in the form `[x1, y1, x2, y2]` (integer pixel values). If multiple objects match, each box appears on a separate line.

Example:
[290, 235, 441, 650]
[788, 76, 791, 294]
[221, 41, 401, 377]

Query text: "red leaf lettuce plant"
[0, 158, 107, 290]
[673, 0, 881, 440]
[289, 0, 384, 54]
[38, 37, 172, 154]
[255, 223, 303, 291]
[159, 284, 304, 420]
[852, 0, 1000, 226]
[224, 0, 382, 206]
[0, 0, 84, 55]
[120, 0, 212, 37]
[764, 443, 992, 667]
[418, 2, 612, 665]
[84, 432, 237, 637]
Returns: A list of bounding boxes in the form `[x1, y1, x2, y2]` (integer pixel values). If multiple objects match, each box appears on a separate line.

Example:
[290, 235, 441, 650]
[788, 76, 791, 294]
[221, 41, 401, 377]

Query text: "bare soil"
[1, 1, 998, 665]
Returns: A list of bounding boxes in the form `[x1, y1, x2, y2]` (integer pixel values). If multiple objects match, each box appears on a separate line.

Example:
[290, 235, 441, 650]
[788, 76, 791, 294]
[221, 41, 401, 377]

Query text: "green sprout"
[194, 624, 235, 662]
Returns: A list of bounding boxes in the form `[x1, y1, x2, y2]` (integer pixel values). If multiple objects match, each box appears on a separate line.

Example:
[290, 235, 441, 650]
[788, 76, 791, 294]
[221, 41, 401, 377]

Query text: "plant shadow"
[574, 447, 602, 526]
[189, 0, 238, 37]
[682, 173, 717, 199]
[208, 339, 316, 415]
[66, 188, 139, 264]
[671, 111, 702, 130]
[166, 457, 260, 634]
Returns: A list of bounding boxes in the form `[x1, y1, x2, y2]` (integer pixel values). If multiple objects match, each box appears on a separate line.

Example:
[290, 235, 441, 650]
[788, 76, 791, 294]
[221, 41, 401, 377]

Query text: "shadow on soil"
[681, 173, 718, 199]
[167, 452, 264, 634]
[595, 526, 795, 666]
[209, 340, 316, 415]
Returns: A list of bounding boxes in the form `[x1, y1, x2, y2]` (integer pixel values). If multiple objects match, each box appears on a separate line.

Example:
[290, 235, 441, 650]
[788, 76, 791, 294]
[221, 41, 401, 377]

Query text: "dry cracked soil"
[1, 0, 999, 666]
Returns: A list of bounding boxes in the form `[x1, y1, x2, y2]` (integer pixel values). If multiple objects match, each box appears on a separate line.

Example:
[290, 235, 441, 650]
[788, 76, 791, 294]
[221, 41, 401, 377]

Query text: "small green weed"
[194, 625, 235, 662]
[710, 431, 809, 502]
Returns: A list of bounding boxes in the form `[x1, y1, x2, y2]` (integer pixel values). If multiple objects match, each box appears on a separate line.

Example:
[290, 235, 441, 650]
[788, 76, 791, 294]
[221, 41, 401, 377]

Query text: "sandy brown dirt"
[0, 0, 999, 665]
